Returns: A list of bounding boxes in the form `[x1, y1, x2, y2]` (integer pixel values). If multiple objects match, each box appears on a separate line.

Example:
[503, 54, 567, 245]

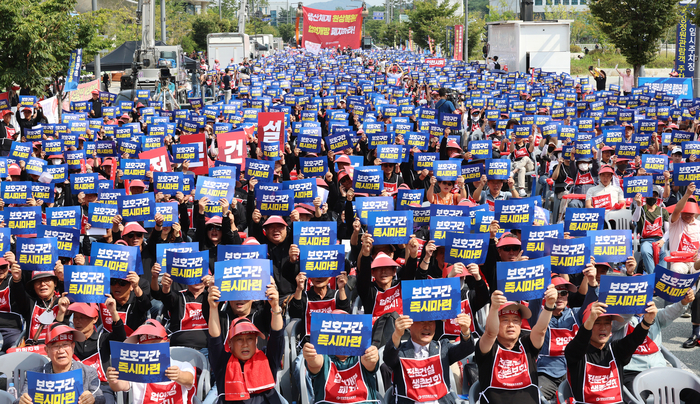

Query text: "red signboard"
[139, 146, 172, 173]
[257, 112, 286, 151]
[302, 7, 363, 50]
[179, 133, 210, 175]
[218, 131, 248, 169]
[454, 25, 464, 61]
[425, 58, 446, 67]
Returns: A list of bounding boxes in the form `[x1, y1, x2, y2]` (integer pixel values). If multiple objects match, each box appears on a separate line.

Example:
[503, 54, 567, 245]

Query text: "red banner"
[179, 133, 210, 175]
[454, 25, 464, 61]
[257, 112, 286, 151]
[302, 7, 363, 50]
[138, 146, 172, 173]
[425, 58, 446, 67]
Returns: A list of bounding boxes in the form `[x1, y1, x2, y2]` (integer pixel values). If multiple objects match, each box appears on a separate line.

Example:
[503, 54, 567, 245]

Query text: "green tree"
[406, 0, 459, 49]
[588, 0, 680, 85]
[486, 0, 517, 22]
[364, 19, 385, 43]
[469, 0, 489, 16]
[0, 0, 105, 95]
[467, 13, 486, 59]
[189, 10, 237, 51]
[278, 23, 296, 43]
[380, 21, 409, 46]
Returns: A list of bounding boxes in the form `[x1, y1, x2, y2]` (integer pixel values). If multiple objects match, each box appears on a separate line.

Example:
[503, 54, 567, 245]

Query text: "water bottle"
[7, 382, 17, 399]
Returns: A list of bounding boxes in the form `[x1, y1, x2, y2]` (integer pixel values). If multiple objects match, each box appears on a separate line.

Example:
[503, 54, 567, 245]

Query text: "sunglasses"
[123, 233, 144, 239]
[558, 290, 569, 297]
[499, 245, 520, 252]
[110, 279, 130, 287]
[441, 182, 455, 186]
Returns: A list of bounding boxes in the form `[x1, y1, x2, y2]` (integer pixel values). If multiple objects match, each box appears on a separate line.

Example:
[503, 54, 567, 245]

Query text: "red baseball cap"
[225, 317, 264, 352]
[497, 302, 532, 319]
[263, 216, 287, 227]
[129, 180, 146, 189]
[599, 165, 615, 175]
[68, 302, 99, 318]
[205, 216, 223, 226]
[91, 90, 100, 95]
[123, 221, 147, 236]
[242, 237, 260, 245]
[371, 252, 400, 269]
[126, 319, 168, 343]
[45, 322, 86, 344]
[581, 304, 623, 324]
[497, 233, 521, 248]
[552, 276, 577, 292]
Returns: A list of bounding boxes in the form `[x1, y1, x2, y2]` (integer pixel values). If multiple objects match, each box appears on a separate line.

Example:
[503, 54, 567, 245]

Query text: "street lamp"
[296, 3, 303, 47]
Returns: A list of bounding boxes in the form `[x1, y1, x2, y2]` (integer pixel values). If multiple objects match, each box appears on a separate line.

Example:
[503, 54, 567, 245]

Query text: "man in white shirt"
[669, 182, 700, 273]
[585, 165, 625, 210]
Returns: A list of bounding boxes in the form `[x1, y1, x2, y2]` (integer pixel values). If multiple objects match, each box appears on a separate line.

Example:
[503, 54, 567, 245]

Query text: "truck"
[207, 33, 251, 67]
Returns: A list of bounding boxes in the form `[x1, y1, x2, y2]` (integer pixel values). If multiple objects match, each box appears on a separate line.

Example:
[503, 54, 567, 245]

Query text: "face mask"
[52, 159, 62, 165]
[578, 163, 590, 172]
[472, 114, 479, 120]
[54, 186, 62, 194]
[646, 197, 657, 206]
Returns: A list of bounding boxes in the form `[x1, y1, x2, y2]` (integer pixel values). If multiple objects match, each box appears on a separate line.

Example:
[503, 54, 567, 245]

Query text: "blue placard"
[654, 266, 700, 303]
[683, 141, 700, 159]
[598, 274, 654, 314]
[397, 189, 424, 209]
[469, 140, 492, 159]
[88, 203, 119, 229]
[171, 143, 199, 163]
[118, 193, 155, 222]
[1, 181, 30, 204]
[497, 255, 552, 300]
[17, 237, 58, 271]
[9, 142, 32, 162]
[638, 77, 693, 100]
[674, 162, 700, 186]
[368, 210, 412, 245]
[623, 176, 653, 198]
[32, 183, 53, 205]
[167, 250, 209, 285]
[38, 224, 80, 258]
[589, 229, 633, 263]
[445, 232, 489, 265]
[544, 236, 591, 274]
[494, 198, 534, 229]
[355, 196, 394, 225]
[261, 141, 281, 161]
[110, 341, 170, 383]
[353, 167, 383, 195]
[120, 159, 148, 180]
[440, 112, 462, 130]
[402, 278, 461, 321]
[194, 176, 235, 203]
[0, 227, 11, 254]
[299, 245, 345, 278]
[156, 242, 199, 269]
[521, 224, 564, 259]
[25, 157, 45, 176]
[565, 208, 605, 236]
[70, 173, 98, 195]
[406, 132, 429, 150]
[65, 265, 109, 303]
[376, 145, 402, 164]
[90, 241, 140, 279]
[641, 154, 667, 174]
[245, 159, 275, 183]
[215, 259, 271, 301]
[293, 221, 337, 246]
[257, 189, 294, 216]
[414, 152, 439, 171]
[429, 216, 471, 246]
[300, 156, 328, 177]
[485, 159, 510, 180]
[218, 244, 268, 262]
[209, 166, 237, 180]
[326, 132, 353, 152]
[46, 206, 81, 228]
[671, 130, 694, 144]
[46, 164, 68, 184]
[153, 172, 183, 195]
[27, 369, 83, 404]
[310, 313, 372, 356]
[284, 178, 317, 204]
[433, 160, 459, 181]
[7, 206, 41, 235]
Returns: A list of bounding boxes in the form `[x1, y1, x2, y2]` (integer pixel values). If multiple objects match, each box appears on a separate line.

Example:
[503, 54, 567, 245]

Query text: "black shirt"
[223, 75, 232, 91]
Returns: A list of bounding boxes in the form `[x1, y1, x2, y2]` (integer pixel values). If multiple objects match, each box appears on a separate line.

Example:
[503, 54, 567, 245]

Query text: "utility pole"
[92, 0, 101, 89]
[161, 0, 167, 42]
[464, 0, 468, 61]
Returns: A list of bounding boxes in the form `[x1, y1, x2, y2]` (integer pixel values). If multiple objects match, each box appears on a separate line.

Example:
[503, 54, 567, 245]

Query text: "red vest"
[398, 354, 448, 402]
[548, 324, 579, 357]
[443, 299, 475, 336]
[575, 172, 595, 186]
[372, 284, 402, 324]
[141, 380, 191, 404]
[82, 350, 107, 382]
[305, 299, 336, 335]
[0, 285, 11, 312]
[489, 344, 533, 390]
[322, 361, 371, 404]
[579, 354, 623, 404]
[29, 304, 60, 342]
[591, 194, 612, 209]
[625, 323, 659, 355]
[100, 304, 135, 336]
[180, 300, 208, 331]
[641, 216, 663, 239]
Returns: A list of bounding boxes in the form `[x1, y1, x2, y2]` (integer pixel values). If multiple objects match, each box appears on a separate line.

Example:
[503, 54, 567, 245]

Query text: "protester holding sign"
[669, 183, 700, 268]
[206, 280, 285, 404]
[612, 289, 696, 392]
[56, 299, 126, 404]
[565, 300, 657, 404]
[106, 319, 196, 404]
[632, 191, 669, 274]
[249, 208, 297, 299]
[427, 175, 466, 205]
[472, 175, 519, 207]
[475, 286, 557, 404]
[382, 310, 473, 404]
[585, 166, 625, 211]
[18, 322, 104, 404]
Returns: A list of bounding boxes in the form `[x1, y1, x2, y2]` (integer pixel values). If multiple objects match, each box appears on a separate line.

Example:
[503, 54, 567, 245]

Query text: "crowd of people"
[0, 46, 699, 404]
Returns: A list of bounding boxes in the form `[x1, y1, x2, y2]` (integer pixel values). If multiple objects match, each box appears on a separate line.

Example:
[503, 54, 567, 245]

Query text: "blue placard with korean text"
[27, 369, 83, 404]
[402, 278, 461, 321]
[118, 193, 155, 222]
[368, 210, 412, 244]
[497, 255, 552, 300]
[445, 232, 489, 265]
[110, 341, 170, 383]
[598, 274, 654, 314]
[17, 237, 58, 271]
[90, 241, 141, 279]
[588, 229, 632, 263]
[299, 245, 345, 278]
[65, 265, 109, 303]
[544, 236, 590, 274]
[311, 313, 372, 356]
[167, 250, 209, 285]
[565, 208, 605, 237]
[215, 259, 271, 301]
[654, 266, 700, 303]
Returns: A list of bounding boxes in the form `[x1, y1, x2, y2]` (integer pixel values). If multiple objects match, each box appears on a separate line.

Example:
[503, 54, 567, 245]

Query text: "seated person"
[17, 322, 105, 404]
[106, 319, 196, 404]
[302, 310, 380, 404]
[475, 286, 558, 404]
[565, 301, 656, 404]
[382, 312, 474, 404]
[206, 280, 284, 404]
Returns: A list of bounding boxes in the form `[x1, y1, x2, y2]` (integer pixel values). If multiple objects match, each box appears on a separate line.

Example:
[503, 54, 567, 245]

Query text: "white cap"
[672, 147, 682, 155]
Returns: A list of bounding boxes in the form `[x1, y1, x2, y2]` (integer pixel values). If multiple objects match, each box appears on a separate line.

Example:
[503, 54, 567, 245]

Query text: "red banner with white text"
[454, 25, 464, 61]
[303, 7, 363, 51]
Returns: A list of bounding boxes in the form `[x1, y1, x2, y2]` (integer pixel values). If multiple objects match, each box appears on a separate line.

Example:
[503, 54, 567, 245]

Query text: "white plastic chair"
[0, 390, 14, 404]
[632, 367, 700, 404]
[0, 352, 49, 392]
[606, 209, 634, 231]
[169, 346, 211, 401]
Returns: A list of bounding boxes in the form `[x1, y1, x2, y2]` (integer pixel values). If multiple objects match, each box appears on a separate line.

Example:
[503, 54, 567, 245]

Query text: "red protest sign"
[138, 146, 172, 173]
[179, 133, 210, 175]
[218, 131, 247, 169]
[257, 112, 286, 151]
[425, 58, 446, 67]
[302, 7, 363, 50]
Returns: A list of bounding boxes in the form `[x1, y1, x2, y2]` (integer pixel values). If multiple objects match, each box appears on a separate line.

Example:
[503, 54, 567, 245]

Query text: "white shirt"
[669, 217, 700, 254]
[411, 340, 439, 404]
[131, 359, 195, 404]
[585, 183, 625, 205]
